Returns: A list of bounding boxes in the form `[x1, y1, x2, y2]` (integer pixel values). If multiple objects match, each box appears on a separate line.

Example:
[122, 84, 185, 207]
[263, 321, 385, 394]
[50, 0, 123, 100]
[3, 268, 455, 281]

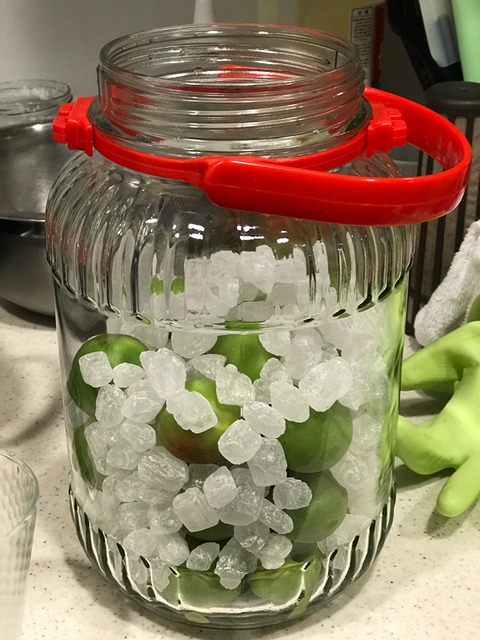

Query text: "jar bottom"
[69, 483, 395, 629]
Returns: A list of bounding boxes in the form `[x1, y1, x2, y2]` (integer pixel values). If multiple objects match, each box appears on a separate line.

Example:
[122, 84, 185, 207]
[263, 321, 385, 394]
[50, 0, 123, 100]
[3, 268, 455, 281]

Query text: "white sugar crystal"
[215, 275, 240, 309]
[112, 362, 144, 388]
[171, 331, 218, 359]
[210, 250, 240, 276]
[216, 364, 255, 406]
[84, 422, 110, 461]
[233, 521, 270, 555]
[186, 542, 220, 571]
[138, 446, 188, 492]
[119, 313, 169, 350]
[219, 576, 242, 590]
[95, 385, 125, 427]
[151, 562, 172, 593]
[166, 389, 217, 433]
[242, 402, 285, 438]
[283, 329, 324, 380]
[125, 378, 156, 397]
[258, 331, 291, 356]
[258, 499, 294, 534]
[157, 533, 190, 566]
[129, 558, 148, 585]
[237, 301, 274, 322]
[268, 282, 296, 307]
[273, 478, 312, 510]
[216, 468, 264, 526]
[269, 382, 310, 423]
[137, 482, 177, 506]
[102, 470, 128, 497]
[317, 514, 371, 556]
[217, 419, 262, 465]
[347, 486, 379, 519]
[214, 538, 257, 586]
[237, 246, 276, 294]
[118, 502, 149, 531]
[298, 357, 353, 412]
[330, 449, 372, 492]
[350, 411, 382, 454]
[148, 504, 182, 534]
[172, 488, 219, 532]
[140, 349, 186, 399]
[79, 352, 113, 388]
[115, 471, 143, 502]
[185, 464, 220, 490]
[106, 445, 143, 471]
[339, 347, 390, 411]
[120, 420, 157, 452]
[123, 528, 159, 557]
[253, 378, 271, 404]
[121, 385, 165, 423]
[260, 359, 292, 385]
[257, 534, 292, 569]
[239, 281, 260, 302]
[247, 438, 287, 487]
[203, 466, 238, 508]
[190, 354, 227, 380]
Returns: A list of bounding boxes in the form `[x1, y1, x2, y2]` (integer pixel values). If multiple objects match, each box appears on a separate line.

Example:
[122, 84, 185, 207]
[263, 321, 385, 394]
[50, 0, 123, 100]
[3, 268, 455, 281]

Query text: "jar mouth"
[96, 24, 365, 158]
[99, 24, 360, 90]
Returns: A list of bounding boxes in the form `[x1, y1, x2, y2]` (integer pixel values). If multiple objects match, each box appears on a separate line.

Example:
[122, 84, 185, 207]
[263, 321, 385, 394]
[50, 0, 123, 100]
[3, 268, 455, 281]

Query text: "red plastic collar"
[53, 88, 471, 226]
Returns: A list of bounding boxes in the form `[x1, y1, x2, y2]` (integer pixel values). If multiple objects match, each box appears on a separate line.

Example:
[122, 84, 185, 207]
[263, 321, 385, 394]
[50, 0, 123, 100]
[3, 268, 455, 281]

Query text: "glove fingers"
[436, 455, 480, 517]
[396, 416, 454, 475]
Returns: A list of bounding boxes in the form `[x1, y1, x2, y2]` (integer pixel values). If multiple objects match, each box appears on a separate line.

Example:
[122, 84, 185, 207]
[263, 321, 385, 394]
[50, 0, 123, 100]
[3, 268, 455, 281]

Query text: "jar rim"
[99, 23, 360, 91]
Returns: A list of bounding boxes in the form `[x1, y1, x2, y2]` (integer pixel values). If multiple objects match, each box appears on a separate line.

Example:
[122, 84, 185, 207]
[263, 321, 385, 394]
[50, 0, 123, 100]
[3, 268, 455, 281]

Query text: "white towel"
[414, 219, 480, 346]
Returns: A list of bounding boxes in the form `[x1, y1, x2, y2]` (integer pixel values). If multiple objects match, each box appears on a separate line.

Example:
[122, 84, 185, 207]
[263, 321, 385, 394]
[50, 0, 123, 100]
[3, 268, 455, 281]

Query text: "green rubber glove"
[397, 321, 480, 517]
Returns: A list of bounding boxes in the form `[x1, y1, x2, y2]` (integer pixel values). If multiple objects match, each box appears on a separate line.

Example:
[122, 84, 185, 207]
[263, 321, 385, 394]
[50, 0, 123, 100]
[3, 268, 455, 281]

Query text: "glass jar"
[46, 25, 454, 628]
[0, 79, 71, 127]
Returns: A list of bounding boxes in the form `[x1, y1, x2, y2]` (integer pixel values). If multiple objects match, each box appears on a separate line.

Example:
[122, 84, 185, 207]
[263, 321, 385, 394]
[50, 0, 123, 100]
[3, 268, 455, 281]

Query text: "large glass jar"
[47, 25, 422, 628]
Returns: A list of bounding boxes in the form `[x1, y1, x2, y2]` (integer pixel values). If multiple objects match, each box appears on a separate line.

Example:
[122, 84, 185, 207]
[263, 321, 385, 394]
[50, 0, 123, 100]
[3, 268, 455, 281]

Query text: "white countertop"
[1, 299, 479, 640]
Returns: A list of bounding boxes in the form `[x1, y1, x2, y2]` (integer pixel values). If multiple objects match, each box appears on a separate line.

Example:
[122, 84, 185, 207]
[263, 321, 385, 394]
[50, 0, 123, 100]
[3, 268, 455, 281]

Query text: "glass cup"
[0, 451, 39, 640]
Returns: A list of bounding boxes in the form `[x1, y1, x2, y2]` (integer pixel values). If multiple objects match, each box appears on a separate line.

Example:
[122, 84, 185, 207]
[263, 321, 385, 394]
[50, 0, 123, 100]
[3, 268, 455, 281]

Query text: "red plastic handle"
[53, 88, 471, 226]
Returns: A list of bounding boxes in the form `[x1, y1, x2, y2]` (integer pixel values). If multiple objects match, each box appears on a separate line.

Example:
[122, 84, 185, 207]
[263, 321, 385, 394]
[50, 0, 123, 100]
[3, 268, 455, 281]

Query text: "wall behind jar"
[0, 0, 422, 101]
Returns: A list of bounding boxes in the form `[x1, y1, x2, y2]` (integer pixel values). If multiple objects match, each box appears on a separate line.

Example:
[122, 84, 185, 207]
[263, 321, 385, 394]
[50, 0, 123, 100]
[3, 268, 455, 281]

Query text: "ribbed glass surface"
[0, 453, 38, 640]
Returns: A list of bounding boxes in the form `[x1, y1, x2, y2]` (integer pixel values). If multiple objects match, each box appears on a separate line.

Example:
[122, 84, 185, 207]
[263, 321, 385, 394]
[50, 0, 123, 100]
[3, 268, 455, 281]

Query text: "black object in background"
[386, 0, 462, 90]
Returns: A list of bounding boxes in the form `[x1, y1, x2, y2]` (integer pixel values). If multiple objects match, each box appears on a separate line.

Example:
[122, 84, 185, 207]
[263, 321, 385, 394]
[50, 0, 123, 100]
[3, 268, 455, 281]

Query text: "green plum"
[163, 568, 241, 608]
[72, 420, 105, 490]
[249, 557, 321, 612]
[155, 378, 240, 463]
[249, 560, 304, 605]
[150, 276, 185, 295]
[279, 402, 352, 473]
[286, 471, 348, 544]
[68, 333, 148, 415]
[213, 332, 273, 381]
[188, 521, 234, 543]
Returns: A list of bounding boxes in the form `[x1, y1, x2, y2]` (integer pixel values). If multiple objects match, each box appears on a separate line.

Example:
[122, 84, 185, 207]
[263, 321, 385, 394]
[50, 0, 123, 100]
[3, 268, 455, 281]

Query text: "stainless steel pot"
[0, 121, 74, 315]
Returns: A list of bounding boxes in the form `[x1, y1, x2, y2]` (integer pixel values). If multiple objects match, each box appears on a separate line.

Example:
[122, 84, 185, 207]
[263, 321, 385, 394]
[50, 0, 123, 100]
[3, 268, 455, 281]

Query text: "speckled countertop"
[0, 299, 479, 640]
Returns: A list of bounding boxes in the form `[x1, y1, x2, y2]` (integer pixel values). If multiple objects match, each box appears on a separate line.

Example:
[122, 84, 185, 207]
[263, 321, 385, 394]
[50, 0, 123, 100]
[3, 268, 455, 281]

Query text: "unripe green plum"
[213, 333, 273, 381]
[286, 471, 348, 543]
[279, 402, 352, 473]
[155, 378, 241, 463]
[68, 333, 148, 415]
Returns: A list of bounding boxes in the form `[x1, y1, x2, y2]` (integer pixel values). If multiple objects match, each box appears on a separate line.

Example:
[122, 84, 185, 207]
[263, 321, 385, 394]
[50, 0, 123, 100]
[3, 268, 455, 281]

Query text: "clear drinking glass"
[0, 451, 39, 640]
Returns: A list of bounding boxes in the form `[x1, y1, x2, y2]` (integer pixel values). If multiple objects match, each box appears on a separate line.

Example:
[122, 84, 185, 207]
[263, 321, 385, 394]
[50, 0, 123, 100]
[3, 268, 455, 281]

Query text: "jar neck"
[0, 80, 71, 127]
[94, 24, 368, 159]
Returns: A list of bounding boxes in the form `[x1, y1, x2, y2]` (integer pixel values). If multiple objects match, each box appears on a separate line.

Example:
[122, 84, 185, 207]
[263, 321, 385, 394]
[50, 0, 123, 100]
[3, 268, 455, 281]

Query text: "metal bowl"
[0, 121, 74, 316]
